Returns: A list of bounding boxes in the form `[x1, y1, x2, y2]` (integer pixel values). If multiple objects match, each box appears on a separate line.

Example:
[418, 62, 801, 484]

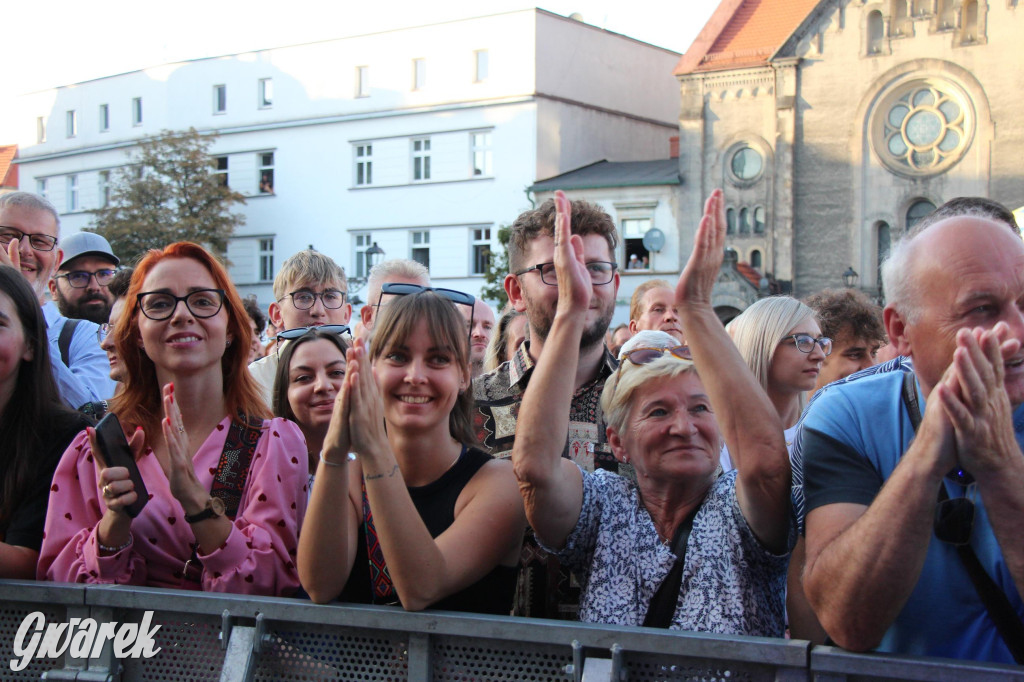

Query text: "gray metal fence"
[0, 582, 1018, 682]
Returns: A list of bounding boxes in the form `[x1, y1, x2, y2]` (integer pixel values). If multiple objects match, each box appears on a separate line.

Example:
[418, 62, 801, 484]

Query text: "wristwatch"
[184, 497, 226, 524]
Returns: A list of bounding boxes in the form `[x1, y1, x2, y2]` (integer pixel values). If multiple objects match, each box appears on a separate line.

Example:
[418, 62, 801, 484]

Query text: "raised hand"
[321, 348, 354, 463]
[0, 238, 22, 272]
[676, 189, 726, 308]
[346, 339, 390, 462]
[154, 383, 205, 505]
[552, 190, 592, 318]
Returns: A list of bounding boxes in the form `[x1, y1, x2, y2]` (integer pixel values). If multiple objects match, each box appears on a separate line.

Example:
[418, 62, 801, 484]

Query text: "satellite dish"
[642, 228, 665, 253]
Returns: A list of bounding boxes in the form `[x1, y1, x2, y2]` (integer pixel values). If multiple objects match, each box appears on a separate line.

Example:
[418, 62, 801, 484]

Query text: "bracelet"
[319, 451, 346, 468]
[98, 535, 133, 554]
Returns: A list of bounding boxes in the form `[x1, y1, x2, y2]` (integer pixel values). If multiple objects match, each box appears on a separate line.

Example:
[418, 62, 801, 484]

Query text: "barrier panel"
[0, 582, 1018, 681]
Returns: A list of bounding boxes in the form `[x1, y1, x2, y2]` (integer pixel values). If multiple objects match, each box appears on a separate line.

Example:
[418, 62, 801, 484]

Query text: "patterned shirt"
[472, 340, 619, 473]
[544, 468, 793, 635]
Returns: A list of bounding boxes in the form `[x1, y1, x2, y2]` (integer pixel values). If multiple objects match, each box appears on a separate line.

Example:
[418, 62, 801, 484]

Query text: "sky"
[2, 0, 720, 100]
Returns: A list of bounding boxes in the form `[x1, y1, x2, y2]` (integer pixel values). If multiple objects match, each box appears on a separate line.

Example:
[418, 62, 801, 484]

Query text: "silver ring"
[177, 425, 185, 434]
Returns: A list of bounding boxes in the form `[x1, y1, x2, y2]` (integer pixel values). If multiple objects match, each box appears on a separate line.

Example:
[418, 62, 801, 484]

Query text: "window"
[353, 234, 373, 278]
[962, 0, 979, 41]
[214, 85, 226, 114]
[355, 144, 373, 185]
[936, 0, 956, 28]
[474, 50, 489, 82]
[410, 230, 430, 269]
[413, 59, 426, 90]
[471, 228, 492, 275]
[906, 199, 936, 230]
[36, 179, 47, 200]
[750, 250, 763, 269]
[621, 218, 651, 269]
[99, 104, 109, 132]
[259, 78, 273, 108]
[876, 221, 891, 285]
[913, 0, 932, 15]
[213, 156, 229, 187]
[67, 175, 79, 212]
[356, 66, 370, 98]
[726, 207, 736, 235]
[258, 152, 274, 194]
[739, 208, 751, 235]
[66, 110, 77, 138]
[729, 146, 763, 182]
[98, 171, 111, 207]
[412, 138, 431, 181]
[259, 238, 274, 282]
[131, 97, 142, 126]
[471, 132, 492, 176]
[36, 117, 46, 143]
[867, 10, 885, 53]
[754, 206, 766, 234]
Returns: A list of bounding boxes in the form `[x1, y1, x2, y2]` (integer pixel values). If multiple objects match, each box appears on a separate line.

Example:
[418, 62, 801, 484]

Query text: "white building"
[9, 9, 680, 305]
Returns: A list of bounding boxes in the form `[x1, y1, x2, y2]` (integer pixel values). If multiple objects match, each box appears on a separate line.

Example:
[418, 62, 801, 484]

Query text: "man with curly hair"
[804, 288, 886, 393]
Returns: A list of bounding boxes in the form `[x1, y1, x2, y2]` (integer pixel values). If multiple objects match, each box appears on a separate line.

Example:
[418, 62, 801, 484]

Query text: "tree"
[479, 224, 511, 309]
[89, 128, 246, 263]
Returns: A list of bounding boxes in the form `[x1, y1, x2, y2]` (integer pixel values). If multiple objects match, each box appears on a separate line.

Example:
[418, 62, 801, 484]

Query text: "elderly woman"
[512, 189, 793, 634]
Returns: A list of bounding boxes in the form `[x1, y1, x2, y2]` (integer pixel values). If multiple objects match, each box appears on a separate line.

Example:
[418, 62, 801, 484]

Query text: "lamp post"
[842, 266, 859, 289]
[347, 242, 386, 303]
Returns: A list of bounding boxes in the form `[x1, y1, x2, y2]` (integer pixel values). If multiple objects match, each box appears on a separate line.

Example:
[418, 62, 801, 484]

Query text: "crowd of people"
[0, 187, 1022, 665]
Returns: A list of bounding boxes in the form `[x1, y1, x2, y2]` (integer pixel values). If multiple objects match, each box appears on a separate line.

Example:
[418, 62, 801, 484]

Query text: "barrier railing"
[0, 581, 1018, 682]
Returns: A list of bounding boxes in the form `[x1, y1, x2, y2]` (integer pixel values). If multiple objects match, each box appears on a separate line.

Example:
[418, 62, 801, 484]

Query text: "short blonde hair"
[629, 279, 673, 323]
[600, 353, 697, 435]
[272, 249, 346, 300]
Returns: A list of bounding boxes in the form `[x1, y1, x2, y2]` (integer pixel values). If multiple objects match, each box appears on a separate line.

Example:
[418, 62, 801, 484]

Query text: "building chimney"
[669, 136, 679, 159]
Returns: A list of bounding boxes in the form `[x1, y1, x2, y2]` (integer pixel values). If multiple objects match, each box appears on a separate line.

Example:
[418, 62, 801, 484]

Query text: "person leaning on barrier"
[38, 242, 308, 596]
[511, 190, 794, 633]
[0, 266, 92, 579]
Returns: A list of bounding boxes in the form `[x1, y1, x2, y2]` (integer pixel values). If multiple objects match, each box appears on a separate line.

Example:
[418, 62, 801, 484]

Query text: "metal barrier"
[0, 582, 1018, 682]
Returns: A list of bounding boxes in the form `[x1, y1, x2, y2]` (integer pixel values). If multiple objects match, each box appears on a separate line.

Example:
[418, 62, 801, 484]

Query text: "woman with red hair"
[38, 242, 307, 595]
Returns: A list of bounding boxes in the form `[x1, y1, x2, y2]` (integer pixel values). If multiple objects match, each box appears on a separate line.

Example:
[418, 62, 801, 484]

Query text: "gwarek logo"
[10, 611, 161, 672]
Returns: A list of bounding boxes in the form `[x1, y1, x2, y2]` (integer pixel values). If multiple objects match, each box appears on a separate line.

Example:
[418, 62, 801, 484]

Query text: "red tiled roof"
[675, 0, 821, 75]
[735, 261, 763, 289]
[0, 145, 17, 188]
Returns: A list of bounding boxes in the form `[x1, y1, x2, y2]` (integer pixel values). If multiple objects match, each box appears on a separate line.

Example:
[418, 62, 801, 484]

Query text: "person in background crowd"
[462, 298, 496, 378]
[357, 259, 430, 342]
[81, 267, 135, 421]
[242, 296, 267, 364]
[804, 289, 885, 393]
[264, 319, 280, 357]
[800, 212, 1024, 662]
[0, 192, 116, 409]
[629, 279, 684, 344]
[299, 290, 524, 613]
[484, 308, 528, 373]
[48, 232, 120, 325]
[250, 249, 352, 407]
[39, 242, 307, 596]
[272, 326, 349, 487]
[513, 189, 793, 633]
[0, 266, 92, 579]
[910, 195, 1020, 237]
[608, 323, 632, 357]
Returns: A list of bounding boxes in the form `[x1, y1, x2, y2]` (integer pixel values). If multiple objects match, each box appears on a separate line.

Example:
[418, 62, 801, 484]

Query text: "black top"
[1, 409, 92, 550]
[338, 446, 517, 614]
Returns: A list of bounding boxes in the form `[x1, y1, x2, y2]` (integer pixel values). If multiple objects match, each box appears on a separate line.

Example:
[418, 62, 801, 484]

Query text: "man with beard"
[462, 298, 496, 378]
[48, 232, 119, 324]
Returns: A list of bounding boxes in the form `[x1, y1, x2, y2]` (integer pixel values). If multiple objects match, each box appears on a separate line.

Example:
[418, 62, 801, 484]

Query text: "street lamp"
[842, 266, 859, 288]
[347, 242, 386, 298]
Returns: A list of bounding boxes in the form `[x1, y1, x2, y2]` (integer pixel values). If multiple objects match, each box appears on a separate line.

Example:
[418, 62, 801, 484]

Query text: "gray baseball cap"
[60, 232, 119, 268]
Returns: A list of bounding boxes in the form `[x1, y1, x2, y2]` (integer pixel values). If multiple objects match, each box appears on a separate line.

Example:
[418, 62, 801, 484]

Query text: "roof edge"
[674, 0, 749, 75]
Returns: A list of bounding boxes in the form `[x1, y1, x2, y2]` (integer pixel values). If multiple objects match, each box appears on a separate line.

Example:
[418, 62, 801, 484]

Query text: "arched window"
[936, 0, 955, 28]
[750, 249, 762, 269]
[754, 206, 766, 234]
[739, 207, 751, 235]
[876, 221, 891, 286]
[867, 10, 885, 53]
[912, 0, 931, 16]
[726, 207, 736, 235]
[893, 0, 909, 22]
[962, 0, 978, 40]
[906, 199, 936, 230]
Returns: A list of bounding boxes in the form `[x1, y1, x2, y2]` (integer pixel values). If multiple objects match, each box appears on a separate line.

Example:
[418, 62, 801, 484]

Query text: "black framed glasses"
[934, 481, 976, 546]
[280, 289, 346, 310]
[514, 261, 617, 286]
[780, 334, 833, 356]
[0, 226, 58, 252]
[137, 289, 226, 321]
[56, 269, 117, 288]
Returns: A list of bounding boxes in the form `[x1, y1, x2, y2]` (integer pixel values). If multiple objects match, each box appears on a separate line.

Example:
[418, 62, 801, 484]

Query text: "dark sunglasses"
[275, 324, 351, 358]
[618, 345, 692, 378]
[377, 282, 476, 339]
[934, 479, 976, 546]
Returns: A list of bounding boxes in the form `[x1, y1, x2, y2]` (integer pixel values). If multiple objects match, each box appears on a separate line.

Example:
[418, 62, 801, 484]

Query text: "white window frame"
[131, 97, 143, 126]
[354, 144, 373, 186]
[620, 217, 653, 271]
[470, 227, 492, 275]
[258, 152, 275, 194]
[36, 179, 47, 200]
[99, 104, 109, 132]
[410, 230, 430, 269]
[353, 233, 373, 279]
[412, 138, 431, 182]
[259, 238, 275, 282]
[470, 131, 493, 177]
[356, 66, 370, 98]
[412, 58, 426, 90]
[66, 110, 77, 138]
[67, 175, 79, 212]
[98, 171, 111, 207]
[213, 84, 227, 114]
[258, 78, 273, 108]
[213, 155, 229, 187]
[474, 49, 489, 82]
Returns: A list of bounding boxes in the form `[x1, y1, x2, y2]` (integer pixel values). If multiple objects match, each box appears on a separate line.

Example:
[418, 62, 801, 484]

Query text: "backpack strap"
[58, 318, 80, 368]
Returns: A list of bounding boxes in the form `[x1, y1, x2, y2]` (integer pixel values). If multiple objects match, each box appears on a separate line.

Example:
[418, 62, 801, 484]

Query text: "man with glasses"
[357, 258, 430, 341]
[48, 231, 120, 324]
[249, 249, 352, 406]
[798, 204, 1024, 663]
[0, 192, 115, 409]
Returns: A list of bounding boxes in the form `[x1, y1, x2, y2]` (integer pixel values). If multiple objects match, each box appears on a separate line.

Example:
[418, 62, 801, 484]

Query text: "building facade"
[9, 10, 680, 304]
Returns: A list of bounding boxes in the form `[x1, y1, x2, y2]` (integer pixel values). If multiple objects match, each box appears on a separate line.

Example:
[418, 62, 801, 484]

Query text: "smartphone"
[94, 412, 149, 518]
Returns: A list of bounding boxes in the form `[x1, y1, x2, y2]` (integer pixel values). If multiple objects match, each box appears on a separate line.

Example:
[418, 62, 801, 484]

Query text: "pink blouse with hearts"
[37, 416, 308, 596]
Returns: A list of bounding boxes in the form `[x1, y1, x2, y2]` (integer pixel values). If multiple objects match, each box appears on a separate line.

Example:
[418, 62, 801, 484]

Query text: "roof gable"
[0, 146, 17, 188]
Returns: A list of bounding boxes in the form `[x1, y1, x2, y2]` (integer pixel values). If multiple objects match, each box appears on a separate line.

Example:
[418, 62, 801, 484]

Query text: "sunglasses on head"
[275, 324, 350, 357]
[618, 345, 692, 378]
[377, 282, 476, 338]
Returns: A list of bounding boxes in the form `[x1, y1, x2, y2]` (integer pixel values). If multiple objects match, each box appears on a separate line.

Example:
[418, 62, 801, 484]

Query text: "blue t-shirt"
[800, 367, 1024, 663]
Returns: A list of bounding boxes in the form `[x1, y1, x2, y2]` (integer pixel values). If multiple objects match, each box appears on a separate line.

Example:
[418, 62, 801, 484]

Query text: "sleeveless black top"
[338, 446, 517, 614]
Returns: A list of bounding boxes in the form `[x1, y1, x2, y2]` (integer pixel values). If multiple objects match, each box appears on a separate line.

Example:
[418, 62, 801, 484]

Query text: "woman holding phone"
[38, 242, 308, 596]
[298, 289, 525, 612]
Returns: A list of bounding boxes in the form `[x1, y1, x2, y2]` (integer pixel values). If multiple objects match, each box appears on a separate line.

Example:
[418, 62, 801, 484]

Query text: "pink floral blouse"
[37, 416, 308, 596]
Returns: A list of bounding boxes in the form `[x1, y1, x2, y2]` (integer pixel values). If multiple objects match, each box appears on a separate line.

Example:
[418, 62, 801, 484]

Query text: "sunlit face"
[509, 234, 619, 350]
[136, 257, 232, 378]
[462, 299, 495, 369]
[0, 291, 32, 399]
[50, 255, 116, 324]
[373, 318, 468, 436]
[632, 287, 683, 343]
[248, 318, 263, 364]
[272, 277, 351, 331]
[286, 338, 346, 442]
[0, 204, 61, 301]
[609, 372, 720, 484]
[815, 330, 880, 391]
[101, 297, 128, 383]
[769, 319, 826, 395]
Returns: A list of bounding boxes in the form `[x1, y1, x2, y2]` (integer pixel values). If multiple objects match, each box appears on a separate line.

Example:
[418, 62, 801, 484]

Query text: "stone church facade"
[675, 0, 1023, 299]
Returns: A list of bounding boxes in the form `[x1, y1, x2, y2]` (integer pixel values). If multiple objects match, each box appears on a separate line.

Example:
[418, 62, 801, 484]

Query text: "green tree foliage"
[479, 225, 511, 309]
[89, 128, 245, 263]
